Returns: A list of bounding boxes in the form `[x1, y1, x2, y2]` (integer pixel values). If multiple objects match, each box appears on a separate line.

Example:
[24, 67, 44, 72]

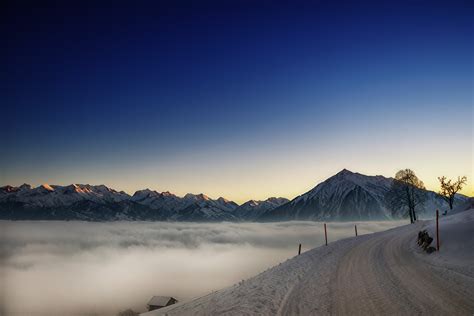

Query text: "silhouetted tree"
[385, 169, 426, 223]
[438, 176, 467, 211]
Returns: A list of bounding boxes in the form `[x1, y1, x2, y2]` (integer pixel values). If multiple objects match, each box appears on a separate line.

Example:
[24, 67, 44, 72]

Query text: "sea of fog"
[0, 220, 406, 316]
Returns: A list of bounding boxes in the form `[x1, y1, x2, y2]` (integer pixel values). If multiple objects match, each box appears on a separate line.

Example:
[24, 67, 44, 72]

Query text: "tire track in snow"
[331, 223, 474, 315]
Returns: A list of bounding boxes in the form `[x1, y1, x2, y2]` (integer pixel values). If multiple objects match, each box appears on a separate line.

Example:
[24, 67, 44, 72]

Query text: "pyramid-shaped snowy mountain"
[258, 169, 460, 221]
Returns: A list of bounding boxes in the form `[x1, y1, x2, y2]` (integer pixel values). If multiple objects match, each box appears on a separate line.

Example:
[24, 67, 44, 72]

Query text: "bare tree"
[385, 169, 426, 223]
[438, 176, 467, 211]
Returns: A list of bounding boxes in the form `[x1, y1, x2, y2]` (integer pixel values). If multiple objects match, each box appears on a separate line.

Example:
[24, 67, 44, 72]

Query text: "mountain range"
[0, 183, 288, 221]
[0, 169, 469, 221]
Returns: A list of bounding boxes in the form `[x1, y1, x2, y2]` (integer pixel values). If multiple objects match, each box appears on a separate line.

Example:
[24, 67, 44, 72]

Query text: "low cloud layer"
[0, 220, 405, 315]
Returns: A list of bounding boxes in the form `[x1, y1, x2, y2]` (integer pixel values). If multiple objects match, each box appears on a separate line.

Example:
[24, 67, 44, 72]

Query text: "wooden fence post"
[298, 243, 302, 255]
[436, 210, 440, 251]
[355, 224, 358, 237]
[324, 223, 328, 246]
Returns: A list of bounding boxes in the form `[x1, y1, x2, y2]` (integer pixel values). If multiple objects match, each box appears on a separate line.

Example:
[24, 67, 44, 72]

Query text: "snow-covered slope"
[216, 197, 240, 212]
[451, 197, 474, 215]
[131, 189, 183, 218]
[171, 199, 238, 222]
[234, 197, 289, 220]
[260, 169, 466, 221]
[142, 209, 474, 315]
[422, 207, 474, 272]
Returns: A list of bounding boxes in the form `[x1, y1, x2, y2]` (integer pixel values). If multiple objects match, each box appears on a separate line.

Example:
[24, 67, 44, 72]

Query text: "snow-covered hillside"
[451, 197, 474, 214]
[170, 195, 239, 222]
[422, 208, 474, 274]
[131, 189, 183, 213]
[142, 209, 474, 315]
[260, 169, 466, 221]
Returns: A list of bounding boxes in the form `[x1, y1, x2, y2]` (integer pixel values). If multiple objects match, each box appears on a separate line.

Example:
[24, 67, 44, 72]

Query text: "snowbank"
[140, 236, 362, 315]
[417, 208, 474, 275]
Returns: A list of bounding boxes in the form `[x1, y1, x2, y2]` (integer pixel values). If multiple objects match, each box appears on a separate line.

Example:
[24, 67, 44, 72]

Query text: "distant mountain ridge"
[0, 170, 468, 221]
[0, 183, 286, 221]
[234, 197, 290, 220]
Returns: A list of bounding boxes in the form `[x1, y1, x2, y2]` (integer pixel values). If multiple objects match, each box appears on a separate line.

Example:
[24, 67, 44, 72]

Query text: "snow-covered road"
[330, 223, 474, 315]
[142, 210, 474, 315]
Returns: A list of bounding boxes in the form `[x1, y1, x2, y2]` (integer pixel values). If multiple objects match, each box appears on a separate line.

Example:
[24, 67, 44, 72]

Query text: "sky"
[1, 0, 473, 202]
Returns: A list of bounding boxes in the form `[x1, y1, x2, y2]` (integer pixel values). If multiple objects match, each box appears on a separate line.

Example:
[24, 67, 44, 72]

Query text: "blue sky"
[2, 0, 473, 201]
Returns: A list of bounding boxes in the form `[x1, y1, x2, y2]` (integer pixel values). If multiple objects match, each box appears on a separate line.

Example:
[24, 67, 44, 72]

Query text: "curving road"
[277, 222, 474, 315]
[330, 223, 474, 315]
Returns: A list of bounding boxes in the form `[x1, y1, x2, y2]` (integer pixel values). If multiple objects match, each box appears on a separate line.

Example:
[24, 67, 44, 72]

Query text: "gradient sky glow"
[2, 1, 473, 203]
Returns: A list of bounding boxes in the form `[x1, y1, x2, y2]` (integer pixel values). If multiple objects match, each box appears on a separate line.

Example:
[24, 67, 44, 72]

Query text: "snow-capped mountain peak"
[184, 193, 211, 201]
[260, 170, 466, 221]
[247, 200, 259, 207]
[1, 185, 19, 193]
[40, 183, 55, 191]
[217, 197, 231, 203]
[161, 191, 175, 197]
[132, 189, 158, 199]
[19, 183, 32, 190]
[336, 168, 353, 176]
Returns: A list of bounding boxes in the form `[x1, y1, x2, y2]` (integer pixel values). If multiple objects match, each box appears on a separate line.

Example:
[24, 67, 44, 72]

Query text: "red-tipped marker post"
[324, 223, 328, 246]
[436, 210, 440, 251]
